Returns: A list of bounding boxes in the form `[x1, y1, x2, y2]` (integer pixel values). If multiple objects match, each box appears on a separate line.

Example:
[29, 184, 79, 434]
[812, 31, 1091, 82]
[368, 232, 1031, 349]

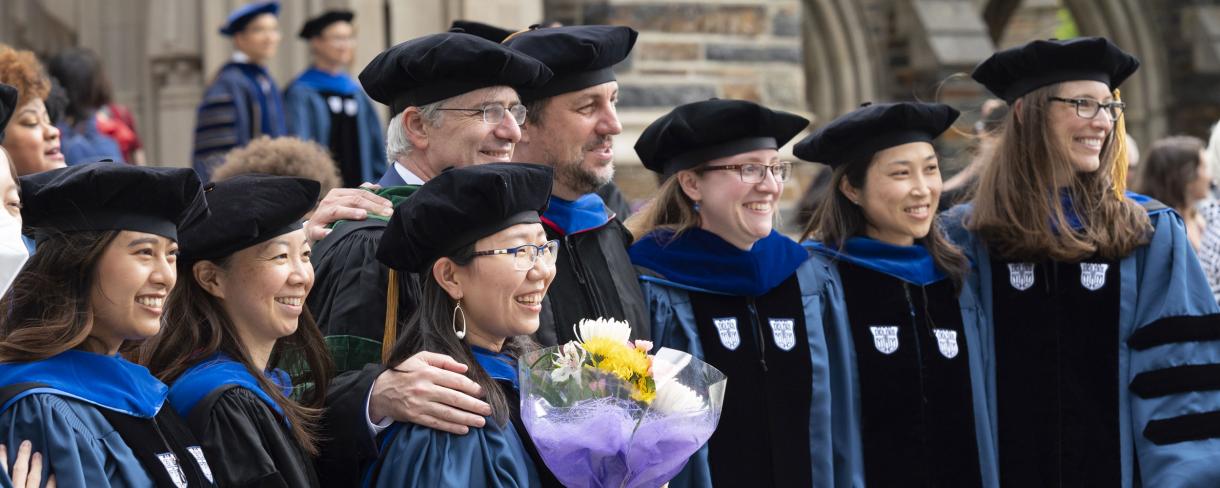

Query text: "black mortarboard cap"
[503, 25, 637, 102]
[359, 32, 552, 114]
[219, 1, 279, 37]
[377, 163, 553, 272]
[298, 10, 353, 39]
[178, 174, 320, 261]
[450, 20, 515, 43]
[635, 99, 809, 176]
[0, 83, 16, 144]
[793, 102, 959, 168]
[972, 37, 1140, 103]
[20, 162, 209, 241]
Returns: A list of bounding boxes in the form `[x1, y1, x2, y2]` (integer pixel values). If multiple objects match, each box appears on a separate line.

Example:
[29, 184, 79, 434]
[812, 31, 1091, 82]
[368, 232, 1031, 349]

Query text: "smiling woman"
[0, 44, 64, 176]
[0, 162, 215, 487]
[365, 163, 562, 487]
[142, 174, 332, 488]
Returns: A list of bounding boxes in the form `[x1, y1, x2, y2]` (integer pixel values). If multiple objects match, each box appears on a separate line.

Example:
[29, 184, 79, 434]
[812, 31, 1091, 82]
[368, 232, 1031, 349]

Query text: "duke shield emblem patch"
[1080, 263, 1109, 291]
[1008, 263, 1035, 290]
[156, 452, 188, 488]
[187, 446, 214, 483]
[869, 326, 899, 355]
[932, 329, 960, 359]
[769, 318, 796, 351]
[714, 317, 740, 350]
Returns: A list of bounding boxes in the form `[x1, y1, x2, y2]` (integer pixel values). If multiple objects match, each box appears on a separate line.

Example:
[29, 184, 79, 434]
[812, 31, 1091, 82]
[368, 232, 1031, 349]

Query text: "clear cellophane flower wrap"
[518, 318, 727, 488]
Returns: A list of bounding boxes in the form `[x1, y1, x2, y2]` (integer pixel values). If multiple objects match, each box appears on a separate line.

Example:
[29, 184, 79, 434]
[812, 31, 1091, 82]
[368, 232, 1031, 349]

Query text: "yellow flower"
[581, 337, 656, 403]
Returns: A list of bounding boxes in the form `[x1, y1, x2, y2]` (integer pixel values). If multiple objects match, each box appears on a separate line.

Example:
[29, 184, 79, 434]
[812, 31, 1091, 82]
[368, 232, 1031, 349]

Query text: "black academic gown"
[187, 388, 318, 488]
[538, 217, 650, 346]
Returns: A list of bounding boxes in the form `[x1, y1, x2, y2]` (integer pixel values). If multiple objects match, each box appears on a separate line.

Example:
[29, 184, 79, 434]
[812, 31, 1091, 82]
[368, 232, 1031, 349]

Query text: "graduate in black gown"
[142, 174, 333, 487]
[0, 162, 214, 487]
[796, 102, 998, 487]
[364, 163, 562, 487]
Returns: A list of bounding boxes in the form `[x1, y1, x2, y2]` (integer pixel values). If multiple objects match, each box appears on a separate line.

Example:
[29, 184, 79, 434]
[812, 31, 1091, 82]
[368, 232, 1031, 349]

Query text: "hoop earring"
[452, 299, 467, 340]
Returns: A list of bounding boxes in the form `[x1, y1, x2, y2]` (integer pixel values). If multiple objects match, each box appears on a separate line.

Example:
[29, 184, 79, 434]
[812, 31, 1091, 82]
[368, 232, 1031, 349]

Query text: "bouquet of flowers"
[519, 318, 727, 488]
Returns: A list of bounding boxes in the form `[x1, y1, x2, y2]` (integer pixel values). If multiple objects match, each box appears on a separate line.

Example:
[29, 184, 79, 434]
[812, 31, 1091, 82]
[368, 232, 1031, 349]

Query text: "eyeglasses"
[696, 162, 792, 183]
[1048, 97, 1126, 120]
[435, 104, 528, 126]
[471, 239, 560, 270]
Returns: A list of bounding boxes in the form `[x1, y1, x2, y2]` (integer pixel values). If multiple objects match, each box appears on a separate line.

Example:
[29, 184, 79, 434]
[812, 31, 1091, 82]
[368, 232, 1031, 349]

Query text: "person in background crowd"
[46, 47, 124, 165]
[505, 25, 650, 345]
[1135, 135, 1210, 250]
[1188, 124, 1220, 304]
[940, 98, 1007, 208]
[309, 31, 551, 488]
[192, 1, 287, 179]
[0, 85, 28, 295]
[144, 175, 331, 487]
[941, 36, 1220, 486]
[0, 45, 63, 177]
[285, 10, 386, 188]
[798, 101, 997, 487]
[210, 135, 342, 202]
[365, 163, 561, 487]
[0, 163, 214, 487]
[627, 98, 827, 487]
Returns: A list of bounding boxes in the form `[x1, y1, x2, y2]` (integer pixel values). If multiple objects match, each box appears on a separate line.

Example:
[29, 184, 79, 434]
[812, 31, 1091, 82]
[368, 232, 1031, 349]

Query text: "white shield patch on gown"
[933, 328, 960, 359]
[1080, 262, 1109, 291]
[714, 317, 740, 350]
[869, 326, 899, 355]
[156, 452, 188, 488]
[769, 318, 796, 351]
[187, 446, 214, 483]
[1008, 262, 1035, 290]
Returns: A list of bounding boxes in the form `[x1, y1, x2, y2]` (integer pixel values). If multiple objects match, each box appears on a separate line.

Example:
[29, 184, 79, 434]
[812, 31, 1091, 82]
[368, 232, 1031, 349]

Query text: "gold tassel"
[382, 269, 399, 364]
[1111, 88, 1129, 200]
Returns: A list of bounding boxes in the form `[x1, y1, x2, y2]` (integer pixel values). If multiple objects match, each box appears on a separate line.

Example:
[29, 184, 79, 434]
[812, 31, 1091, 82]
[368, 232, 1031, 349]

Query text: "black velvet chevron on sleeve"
[1130, 364, 1220, 399]
[1144, 411, 1220, 446]
[1127, 314, 1220, 351]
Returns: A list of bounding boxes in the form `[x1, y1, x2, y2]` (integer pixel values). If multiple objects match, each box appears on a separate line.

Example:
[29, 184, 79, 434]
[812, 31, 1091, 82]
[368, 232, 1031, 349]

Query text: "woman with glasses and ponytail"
[625, 99, 833, 487]
[364, 163, 563, 487]
[940, 37, 1220, 486]
[797, 101, 997, 488]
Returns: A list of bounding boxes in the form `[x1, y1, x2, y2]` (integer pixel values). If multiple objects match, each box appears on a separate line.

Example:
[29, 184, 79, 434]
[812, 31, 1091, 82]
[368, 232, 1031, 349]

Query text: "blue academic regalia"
[629, 228, 833, 488]
[59, 116, 125, 165]
[363, 348, 543, 488]
[940, 194, 1220, 487]
[804, 237, 999, 488]
[167, 354, 319, 487]
[284, 68, 387, 185]
[192, 62, 288, 179]
[0, 350, 215, 487]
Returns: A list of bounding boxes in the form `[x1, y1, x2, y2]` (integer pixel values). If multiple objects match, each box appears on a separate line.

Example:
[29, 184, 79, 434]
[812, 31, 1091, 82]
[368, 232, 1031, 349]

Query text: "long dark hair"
[967, 84, 1151, 261]
[142, 255, 333, 455]
[801, 153, 970, 292]
[0, 230, 118, 361]
[384, 243, 538, 426]
[1135, 135, 1206, 211]
[46, 47, 107, 125]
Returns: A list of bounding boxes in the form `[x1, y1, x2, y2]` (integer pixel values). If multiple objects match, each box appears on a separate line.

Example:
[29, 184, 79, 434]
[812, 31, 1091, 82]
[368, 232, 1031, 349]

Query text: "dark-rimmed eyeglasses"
[1048, 97, 1125, 120]
[471, 239, 559, 270]
[696, 162, 792, 183]
[435, 104, 528, 126]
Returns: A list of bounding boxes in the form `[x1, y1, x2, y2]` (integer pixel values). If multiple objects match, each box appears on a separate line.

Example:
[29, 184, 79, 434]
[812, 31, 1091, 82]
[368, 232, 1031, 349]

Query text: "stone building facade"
[3, 0, 1220, 219]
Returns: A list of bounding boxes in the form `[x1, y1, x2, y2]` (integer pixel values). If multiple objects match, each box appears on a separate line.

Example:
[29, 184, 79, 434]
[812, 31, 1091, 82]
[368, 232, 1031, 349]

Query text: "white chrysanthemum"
[573, 317, 632, 344]
[652, 381, 706, 415]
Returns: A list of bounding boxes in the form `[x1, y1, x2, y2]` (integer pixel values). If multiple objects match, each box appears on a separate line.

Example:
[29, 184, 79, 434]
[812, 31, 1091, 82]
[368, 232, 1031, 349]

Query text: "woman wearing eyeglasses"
[363, 163, 563, 487]
[940, 37, 1220, 486]
[797, 102, 997, 488]
[626, 99, 832, 487]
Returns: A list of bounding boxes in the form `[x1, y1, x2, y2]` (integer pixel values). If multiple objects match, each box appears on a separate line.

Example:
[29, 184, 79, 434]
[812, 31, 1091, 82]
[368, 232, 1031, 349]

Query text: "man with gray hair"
[308, 31, 550, 487]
